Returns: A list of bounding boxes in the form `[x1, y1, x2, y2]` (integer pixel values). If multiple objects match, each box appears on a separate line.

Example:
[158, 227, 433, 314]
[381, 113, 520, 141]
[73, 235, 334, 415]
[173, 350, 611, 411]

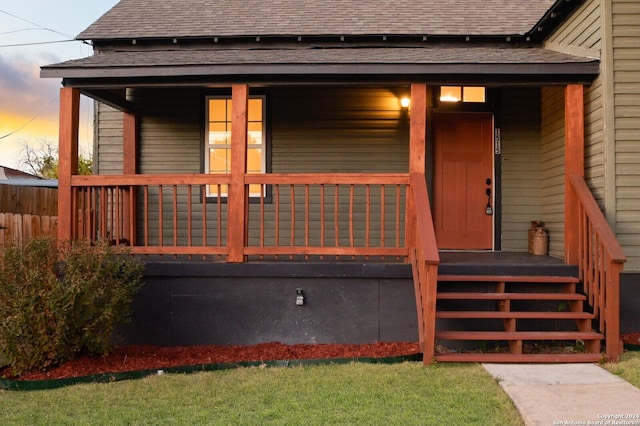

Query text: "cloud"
[0, 51, 62, 121]
[0, 51, 93, 171]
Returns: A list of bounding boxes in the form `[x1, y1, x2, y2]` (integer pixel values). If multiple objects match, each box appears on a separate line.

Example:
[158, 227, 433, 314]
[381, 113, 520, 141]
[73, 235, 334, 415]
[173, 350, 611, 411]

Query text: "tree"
[21, 139, 92, 179]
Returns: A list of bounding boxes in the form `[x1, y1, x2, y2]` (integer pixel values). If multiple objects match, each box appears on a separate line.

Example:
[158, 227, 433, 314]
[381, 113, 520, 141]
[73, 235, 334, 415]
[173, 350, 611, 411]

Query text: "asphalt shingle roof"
[78, 0, 558, 40]
[48, 46, 595, 69]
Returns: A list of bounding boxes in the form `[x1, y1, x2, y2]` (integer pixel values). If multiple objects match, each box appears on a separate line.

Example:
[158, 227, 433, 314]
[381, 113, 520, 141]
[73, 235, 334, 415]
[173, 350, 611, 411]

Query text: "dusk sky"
[0, 1, 119, 171]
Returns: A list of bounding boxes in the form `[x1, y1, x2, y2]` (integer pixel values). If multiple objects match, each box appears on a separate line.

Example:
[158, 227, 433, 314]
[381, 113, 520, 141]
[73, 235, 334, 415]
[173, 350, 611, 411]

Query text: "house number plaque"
[494, 128, 502, 155]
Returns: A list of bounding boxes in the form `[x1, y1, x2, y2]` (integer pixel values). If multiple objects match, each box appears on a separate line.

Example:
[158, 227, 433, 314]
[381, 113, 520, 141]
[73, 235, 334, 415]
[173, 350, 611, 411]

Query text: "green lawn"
[604, 351, 640, 389]
[0, 362, 523, 425]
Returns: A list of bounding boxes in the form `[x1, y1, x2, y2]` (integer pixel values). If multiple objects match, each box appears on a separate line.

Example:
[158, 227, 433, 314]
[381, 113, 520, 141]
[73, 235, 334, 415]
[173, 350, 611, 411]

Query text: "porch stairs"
[432, 274, 603, 363]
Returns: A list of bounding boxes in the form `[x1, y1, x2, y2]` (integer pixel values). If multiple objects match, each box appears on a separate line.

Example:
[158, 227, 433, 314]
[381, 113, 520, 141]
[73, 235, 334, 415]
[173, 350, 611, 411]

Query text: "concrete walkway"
[483, 363, 640, 426]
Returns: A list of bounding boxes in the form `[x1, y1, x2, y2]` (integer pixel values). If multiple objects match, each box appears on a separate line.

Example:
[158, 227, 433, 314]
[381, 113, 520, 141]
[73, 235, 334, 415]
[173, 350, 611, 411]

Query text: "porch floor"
[438, 251, 578, 277]
[143, 251, 577, 279]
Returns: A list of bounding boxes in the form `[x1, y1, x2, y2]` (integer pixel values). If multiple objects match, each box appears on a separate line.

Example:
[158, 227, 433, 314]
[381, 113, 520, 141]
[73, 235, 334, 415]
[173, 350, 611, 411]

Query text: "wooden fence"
[0, 213, 58, 250]
[0, 184, 58, 216]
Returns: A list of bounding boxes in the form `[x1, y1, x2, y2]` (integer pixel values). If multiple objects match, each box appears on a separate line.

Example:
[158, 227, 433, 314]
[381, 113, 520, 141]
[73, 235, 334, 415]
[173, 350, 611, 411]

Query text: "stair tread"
[438, 275, 580, 283]
[436, 311, 595, 319]
[436, 330, 603, 340]
[437, 292, 586, 300]
[433, 352, 602, 363]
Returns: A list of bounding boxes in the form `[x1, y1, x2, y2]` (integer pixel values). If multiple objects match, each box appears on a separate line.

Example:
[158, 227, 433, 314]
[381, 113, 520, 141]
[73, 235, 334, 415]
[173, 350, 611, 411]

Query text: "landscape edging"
[0, 353, 423, 391]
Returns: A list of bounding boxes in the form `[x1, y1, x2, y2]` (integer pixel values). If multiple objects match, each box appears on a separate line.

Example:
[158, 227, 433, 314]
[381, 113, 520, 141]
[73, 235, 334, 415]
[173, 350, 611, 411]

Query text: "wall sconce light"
[400, 97, 411, 109]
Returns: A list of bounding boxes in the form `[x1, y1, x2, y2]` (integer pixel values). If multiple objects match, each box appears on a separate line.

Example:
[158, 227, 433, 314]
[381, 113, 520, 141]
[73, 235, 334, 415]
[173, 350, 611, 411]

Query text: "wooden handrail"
[569, 174, 626, 362]
[569, 175, 625, 262]
[409, 173, 439, 364]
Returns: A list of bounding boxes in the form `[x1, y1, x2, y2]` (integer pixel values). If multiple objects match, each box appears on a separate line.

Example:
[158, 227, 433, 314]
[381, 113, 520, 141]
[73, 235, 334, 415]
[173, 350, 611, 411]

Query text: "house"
[41, 0, 638, 363]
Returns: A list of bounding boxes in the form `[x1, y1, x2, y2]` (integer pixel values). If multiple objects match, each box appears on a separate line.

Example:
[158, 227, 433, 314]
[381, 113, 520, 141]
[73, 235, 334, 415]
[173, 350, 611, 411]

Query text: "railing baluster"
[158, 185, 164, 247]
[172, 185, 178, 250]
[275, 184, 280, 248]
[305, 185, 310, 257]
[259, 184, 265, 258]
[144, 186, 149, 247]
[290, 184, 295, 249]
[334, 184, 339, 248]
[349, 184, 355, 248]
[366, 185, 370, 249]
[187, 185, 193, 251]
[320, 184, 325, 250]
[380, 184, 385, 248]
[395, 184, 401, 249]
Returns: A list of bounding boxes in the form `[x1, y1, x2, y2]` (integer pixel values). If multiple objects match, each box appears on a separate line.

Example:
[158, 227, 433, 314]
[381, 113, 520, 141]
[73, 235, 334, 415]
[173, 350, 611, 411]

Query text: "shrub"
[0, 238, 144, 376]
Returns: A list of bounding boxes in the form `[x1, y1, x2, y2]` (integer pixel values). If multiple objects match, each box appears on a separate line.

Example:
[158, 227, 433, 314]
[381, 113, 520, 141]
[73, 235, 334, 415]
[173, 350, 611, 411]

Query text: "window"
[205, 96, 265, 197]
[439, 86, 486, 103]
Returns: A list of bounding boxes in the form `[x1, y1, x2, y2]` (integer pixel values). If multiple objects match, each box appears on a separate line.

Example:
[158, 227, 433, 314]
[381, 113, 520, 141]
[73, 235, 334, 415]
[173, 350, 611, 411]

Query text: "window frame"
[204, 94, 267, 199]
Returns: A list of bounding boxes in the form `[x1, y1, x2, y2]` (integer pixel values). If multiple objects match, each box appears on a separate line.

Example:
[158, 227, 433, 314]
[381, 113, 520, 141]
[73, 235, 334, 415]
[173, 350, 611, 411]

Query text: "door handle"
[485, 185, 493, 215]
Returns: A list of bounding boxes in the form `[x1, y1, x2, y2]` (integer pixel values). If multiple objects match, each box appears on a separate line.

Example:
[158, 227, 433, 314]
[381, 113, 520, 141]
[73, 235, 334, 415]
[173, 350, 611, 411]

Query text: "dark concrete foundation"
[119, 261, 418, 347]
[118, 256, 640, 347]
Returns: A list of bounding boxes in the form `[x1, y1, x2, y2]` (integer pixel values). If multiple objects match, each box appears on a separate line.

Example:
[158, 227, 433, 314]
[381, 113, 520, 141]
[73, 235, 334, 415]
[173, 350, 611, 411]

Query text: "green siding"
[95, 103, 124, 175]
[613, 0, 640, 270]
[541, 87, 566, 258]
[499, 88, 543, 252]
[271, 87, 409, 173]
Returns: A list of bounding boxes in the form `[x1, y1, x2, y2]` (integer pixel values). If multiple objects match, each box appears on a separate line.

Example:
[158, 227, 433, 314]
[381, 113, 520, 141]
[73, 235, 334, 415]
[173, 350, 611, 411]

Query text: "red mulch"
[623, 333, 640, 347]
[1, 342, 420, 381]
[3, 334, 639, 382]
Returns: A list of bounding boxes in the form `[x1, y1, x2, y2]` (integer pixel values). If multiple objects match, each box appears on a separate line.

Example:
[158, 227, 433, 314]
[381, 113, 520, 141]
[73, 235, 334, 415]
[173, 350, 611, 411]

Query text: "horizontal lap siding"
[95, 103, 124, 175]
[541, 87, 566, 258]
[545, 0, 605, 260]
[271, 87, 409, 173]
[499, 88, 542, 252]
[613, 0, 640, 269]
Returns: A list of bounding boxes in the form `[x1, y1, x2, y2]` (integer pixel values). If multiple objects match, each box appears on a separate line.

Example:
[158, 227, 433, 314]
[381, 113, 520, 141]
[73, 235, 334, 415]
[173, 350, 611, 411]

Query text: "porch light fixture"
[400, 97, 411, 109]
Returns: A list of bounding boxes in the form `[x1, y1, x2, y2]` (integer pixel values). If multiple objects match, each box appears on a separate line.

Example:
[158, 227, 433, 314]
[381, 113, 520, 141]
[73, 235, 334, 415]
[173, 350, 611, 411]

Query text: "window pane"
[248, 183, 263, 197]
[463, 87, 486, 103]
[248, 99, 263, 121]
[440, 86, 462, 102]
[248, 121, 262, 134]
[209, 132, 230, 145]
[209, 148, 230, 173]
[209, 99, 228, 121]
[247, 148, 263, 173]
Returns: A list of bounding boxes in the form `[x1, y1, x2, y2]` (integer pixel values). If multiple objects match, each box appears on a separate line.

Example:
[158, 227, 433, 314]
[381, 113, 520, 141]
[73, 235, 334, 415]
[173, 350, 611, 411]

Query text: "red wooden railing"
[69, 173, 413, 260]
[570, 174, 626, 362]
[408, 173, 440, 364]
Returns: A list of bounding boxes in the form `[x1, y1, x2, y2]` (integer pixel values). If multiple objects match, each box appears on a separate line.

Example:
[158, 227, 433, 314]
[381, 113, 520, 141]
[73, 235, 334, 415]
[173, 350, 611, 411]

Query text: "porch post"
[57, 87, 80, 241]
[228, 84, 248, 262]
[565, 84, 584, 264]
[123, 112, 138, 244]
[123, 112, 138, 175]
[409, 84, 427, 175]
[407, 83, 428, 250]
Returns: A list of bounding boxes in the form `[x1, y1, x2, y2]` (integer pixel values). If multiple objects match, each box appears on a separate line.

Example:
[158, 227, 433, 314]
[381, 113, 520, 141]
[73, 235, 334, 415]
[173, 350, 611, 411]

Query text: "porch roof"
[41, 46, 598, 85]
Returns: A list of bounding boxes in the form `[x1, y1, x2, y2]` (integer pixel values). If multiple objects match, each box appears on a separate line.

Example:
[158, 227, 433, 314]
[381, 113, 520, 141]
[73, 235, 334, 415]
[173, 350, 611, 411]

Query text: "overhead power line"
[0, 39, 76, 48]
[0, 97, 57, 141]
[0, 9, 75, 40]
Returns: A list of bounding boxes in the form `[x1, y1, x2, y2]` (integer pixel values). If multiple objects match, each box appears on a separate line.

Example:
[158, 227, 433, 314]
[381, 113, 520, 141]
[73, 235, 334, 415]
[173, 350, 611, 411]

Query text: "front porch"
[56, 84, 625, 363]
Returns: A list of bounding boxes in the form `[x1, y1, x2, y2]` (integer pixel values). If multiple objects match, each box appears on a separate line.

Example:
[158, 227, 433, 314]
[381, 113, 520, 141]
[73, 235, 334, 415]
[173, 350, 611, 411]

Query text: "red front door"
[433, 113, 494, 249]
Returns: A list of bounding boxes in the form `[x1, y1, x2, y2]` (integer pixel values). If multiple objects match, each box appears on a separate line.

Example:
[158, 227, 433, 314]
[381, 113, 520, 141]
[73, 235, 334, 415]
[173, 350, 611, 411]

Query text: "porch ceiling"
[41, 46, 598, 87]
